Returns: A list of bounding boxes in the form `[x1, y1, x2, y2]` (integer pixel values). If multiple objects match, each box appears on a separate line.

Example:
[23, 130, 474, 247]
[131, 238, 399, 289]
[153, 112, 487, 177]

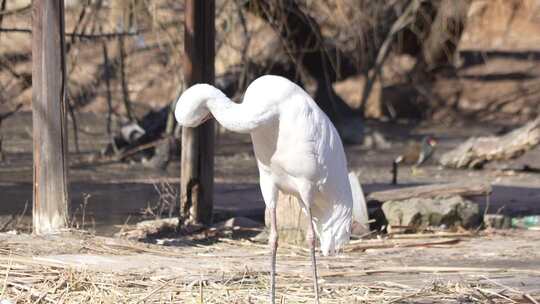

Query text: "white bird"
[175, 75, 358, 304]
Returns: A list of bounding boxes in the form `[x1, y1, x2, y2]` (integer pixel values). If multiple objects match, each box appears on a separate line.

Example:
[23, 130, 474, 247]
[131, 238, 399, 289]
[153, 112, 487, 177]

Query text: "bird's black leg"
[306, 207, 320, 304]
[269, 206, 278, 304]
[392, 160, 398, 185]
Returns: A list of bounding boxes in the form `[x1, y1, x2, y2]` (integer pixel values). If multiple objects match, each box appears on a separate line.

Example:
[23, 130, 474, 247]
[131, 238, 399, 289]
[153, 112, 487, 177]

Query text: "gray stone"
[382, 195, 480, 229]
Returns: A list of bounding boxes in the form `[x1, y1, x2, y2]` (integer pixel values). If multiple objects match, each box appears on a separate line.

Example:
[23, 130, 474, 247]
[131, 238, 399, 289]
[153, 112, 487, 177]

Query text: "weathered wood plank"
[180, 0, 215, 226]
[32, 0, 69, 234]
[367, 182, 491, 203]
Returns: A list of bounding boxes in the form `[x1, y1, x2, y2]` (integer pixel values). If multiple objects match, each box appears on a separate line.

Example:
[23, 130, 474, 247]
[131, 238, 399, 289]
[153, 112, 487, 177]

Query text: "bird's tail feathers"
[314, 173, 367, 256]
[317, 202, 352, 256]
[348, 172, 370, 235]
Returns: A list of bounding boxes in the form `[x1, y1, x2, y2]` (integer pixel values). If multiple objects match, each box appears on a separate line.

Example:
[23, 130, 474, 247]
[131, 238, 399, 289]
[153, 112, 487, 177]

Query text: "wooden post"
[32, 0, 69, 234]
[180, 0, 215, 226]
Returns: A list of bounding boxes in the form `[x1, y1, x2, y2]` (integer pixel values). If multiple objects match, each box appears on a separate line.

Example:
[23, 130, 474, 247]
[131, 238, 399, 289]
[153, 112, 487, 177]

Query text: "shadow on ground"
[0, 181, 264, 235]
[1, 179, 539, 235]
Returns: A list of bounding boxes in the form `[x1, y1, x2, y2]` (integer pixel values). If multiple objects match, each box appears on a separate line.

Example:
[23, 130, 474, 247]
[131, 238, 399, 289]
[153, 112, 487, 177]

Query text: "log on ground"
[439, 117, 540, 169]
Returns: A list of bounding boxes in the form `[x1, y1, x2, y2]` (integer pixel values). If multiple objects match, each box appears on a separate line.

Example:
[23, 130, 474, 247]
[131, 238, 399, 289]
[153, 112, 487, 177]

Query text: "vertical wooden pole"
[180, 0, 215, 226]
[32, 0, 69, 234]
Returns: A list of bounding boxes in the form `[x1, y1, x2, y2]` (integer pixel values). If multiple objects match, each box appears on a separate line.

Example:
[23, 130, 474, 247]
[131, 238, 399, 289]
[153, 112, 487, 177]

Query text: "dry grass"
[0, 232, 538, 303]
[0, 259, 533, 303]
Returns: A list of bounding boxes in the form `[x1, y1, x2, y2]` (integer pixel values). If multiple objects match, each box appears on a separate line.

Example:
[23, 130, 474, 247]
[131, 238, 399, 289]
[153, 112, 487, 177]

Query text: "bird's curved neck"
[206, 96, 273, 134]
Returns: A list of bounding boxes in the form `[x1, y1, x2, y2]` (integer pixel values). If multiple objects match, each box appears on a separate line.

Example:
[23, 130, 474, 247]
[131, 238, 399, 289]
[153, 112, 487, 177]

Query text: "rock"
[382, 195, 480, 230]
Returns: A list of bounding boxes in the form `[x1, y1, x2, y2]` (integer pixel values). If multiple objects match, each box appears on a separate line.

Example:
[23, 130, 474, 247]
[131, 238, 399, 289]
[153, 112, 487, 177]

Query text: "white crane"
[175, 75, 360, 303]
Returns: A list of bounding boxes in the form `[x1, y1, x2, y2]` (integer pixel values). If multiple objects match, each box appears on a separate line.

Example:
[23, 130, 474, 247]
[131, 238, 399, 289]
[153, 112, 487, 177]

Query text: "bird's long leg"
[269, 206, 278, 304]
[306, 207, 320, 304]
[258, 167, 278, 304]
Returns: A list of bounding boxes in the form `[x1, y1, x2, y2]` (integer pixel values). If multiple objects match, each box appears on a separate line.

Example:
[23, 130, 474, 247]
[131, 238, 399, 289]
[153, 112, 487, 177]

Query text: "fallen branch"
[320, 265, 540, 278]
[440, 117, 540, 169]
[363, 266, 540, 275]
[345, 238, 461, 252]
[389, 232, 474, 239]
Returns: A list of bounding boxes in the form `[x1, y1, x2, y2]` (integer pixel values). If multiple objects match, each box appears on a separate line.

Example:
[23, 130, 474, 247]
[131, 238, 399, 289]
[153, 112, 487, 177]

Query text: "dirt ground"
[1, 112, 540, 234]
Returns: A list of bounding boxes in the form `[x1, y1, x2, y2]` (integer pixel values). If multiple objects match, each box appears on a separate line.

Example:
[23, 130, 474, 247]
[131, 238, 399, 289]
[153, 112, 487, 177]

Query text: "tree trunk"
[180, 0, 215, 226]
[396, 0, 470, 72]
[32, 0, 70, 234]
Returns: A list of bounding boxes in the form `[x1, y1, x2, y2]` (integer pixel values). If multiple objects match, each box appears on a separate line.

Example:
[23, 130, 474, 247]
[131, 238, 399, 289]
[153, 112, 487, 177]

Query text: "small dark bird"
[392, 136, 437, 184]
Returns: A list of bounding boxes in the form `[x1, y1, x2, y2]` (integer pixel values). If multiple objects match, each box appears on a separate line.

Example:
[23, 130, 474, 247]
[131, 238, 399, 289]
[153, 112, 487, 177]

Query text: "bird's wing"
[269, 92, 332, 184]
[349, 172, 369, 230]
[416, 152, 426, 166]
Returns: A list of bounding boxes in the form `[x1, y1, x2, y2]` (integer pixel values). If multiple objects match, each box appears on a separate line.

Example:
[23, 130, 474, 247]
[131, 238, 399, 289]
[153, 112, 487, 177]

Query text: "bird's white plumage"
[175, 75, 355, 255]
[349, 172, 370, 235]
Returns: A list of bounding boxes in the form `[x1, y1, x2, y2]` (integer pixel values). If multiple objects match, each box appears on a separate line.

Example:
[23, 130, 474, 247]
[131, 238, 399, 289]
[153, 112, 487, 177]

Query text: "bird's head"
[423, 136, 437, 148]
[174, 83, 224, 127]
